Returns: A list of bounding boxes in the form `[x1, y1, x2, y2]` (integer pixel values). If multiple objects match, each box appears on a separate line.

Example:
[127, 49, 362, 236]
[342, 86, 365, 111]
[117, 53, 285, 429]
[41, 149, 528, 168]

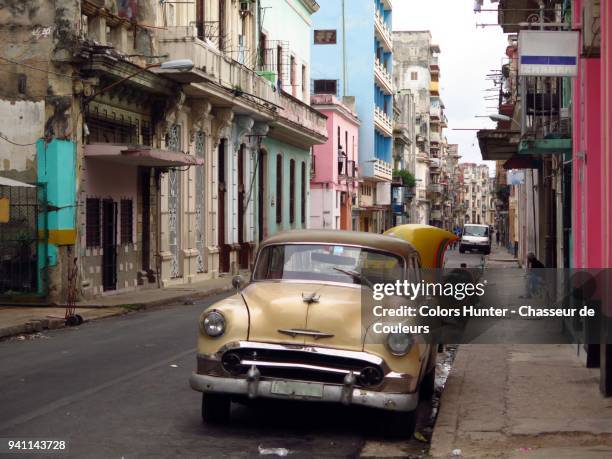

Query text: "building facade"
[310, 95, 360, 230]
[393, 31, 446, 227]
[0, 0, 326, 301]
[311, 0, 394, 233]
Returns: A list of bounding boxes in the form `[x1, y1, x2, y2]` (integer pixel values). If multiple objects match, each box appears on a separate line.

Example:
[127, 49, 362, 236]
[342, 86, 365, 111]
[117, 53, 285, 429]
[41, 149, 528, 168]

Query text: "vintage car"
[190, 229, 451, 437]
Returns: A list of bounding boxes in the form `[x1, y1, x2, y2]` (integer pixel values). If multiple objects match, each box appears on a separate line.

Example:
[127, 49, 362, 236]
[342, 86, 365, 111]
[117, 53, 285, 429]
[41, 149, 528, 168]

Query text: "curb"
[0, 284, 234, 340]
[74, 284, 235, 309]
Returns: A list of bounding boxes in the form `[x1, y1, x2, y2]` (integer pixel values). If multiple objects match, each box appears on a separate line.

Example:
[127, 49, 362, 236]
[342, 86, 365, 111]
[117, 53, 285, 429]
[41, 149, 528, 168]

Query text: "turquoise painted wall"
[262, 138, 310, 236]
[36, 139, 76, 293]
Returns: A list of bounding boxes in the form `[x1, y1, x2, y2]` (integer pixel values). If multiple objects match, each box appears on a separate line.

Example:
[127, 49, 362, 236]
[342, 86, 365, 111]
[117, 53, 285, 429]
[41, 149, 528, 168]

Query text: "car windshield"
[253, 244, 404, 285]
[463, 226, 488, 237]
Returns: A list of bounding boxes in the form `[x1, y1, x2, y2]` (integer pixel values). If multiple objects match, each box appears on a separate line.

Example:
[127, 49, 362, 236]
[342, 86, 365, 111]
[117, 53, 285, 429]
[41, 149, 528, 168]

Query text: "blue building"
[311, 0, 394, 232]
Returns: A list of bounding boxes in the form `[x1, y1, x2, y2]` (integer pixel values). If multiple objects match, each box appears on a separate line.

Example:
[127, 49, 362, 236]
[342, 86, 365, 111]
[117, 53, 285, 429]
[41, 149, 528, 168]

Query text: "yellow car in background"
[190, 228, 454, 437]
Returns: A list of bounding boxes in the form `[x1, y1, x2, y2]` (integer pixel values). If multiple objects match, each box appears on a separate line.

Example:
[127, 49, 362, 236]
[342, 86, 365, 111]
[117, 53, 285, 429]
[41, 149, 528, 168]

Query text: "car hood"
[241, 281, 366, 351]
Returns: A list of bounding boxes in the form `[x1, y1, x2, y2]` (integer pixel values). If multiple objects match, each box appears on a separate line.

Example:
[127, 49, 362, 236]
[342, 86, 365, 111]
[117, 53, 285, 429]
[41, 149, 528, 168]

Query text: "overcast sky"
[393, 0, 507, 169]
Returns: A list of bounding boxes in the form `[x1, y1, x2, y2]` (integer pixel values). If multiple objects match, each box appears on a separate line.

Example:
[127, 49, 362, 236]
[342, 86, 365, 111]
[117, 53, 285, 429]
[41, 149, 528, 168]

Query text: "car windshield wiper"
[333, 267, 372, 288]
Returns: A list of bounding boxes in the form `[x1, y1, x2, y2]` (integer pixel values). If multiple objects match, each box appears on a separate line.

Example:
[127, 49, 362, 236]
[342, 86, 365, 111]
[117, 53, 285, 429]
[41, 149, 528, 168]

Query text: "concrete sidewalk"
[0, 276, 234, 339]
[429, 344, 612, 458]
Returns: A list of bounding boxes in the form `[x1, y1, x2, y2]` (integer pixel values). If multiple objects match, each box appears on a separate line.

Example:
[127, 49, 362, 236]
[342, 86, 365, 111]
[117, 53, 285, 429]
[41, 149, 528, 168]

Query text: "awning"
[503, 154, 541, 170]
[84, 144, 204, 167]
[477, 129, 521, 161]
[0, 176, 36, 188]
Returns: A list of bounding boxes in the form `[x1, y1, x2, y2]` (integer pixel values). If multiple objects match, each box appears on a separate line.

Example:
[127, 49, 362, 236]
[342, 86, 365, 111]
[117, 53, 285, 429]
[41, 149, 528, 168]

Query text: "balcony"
[372, 159, 393, 182]
[429, 81, 440, 95]
[375, 9, 393, 51]
[375, 58, 394, 95]
[441, 114, 448, 128]
[430, 131, 441, 144]
[374, 106, 393, 137]
[429, 56, 439, 73]
[431, 210, 442, 220]
[430, 105, 441, 120]
[277, 90, 328, 143]
[428, 183, 444, 194]
[430, 158, 441, 169]
[156, 26, 278, 109]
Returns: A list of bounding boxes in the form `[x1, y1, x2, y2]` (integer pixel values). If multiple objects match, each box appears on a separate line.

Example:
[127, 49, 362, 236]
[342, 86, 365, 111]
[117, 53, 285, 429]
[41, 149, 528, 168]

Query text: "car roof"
[260, 230, 419, 259]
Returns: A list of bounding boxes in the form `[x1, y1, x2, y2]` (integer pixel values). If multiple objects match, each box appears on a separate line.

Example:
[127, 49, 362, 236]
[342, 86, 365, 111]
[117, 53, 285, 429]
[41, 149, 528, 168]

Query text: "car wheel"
[420, 367, 436, 401]
[201, 393, 231, 424]
[380, 409, 417, 439]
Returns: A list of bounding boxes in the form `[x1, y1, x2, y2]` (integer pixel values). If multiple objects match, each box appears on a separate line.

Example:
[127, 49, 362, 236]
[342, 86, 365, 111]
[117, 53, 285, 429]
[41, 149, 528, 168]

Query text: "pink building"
[310, 95, 360, 230]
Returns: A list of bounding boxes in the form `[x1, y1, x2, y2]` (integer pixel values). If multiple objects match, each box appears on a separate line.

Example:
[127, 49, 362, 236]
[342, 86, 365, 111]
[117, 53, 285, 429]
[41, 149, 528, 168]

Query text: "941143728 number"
[1, 439, 68, 454]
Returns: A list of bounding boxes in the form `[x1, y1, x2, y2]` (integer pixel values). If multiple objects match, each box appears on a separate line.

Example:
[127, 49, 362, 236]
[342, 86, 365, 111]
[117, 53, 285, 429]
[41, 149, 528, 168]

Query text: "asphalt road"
[0, 248, 503, 459]
[0, 293, 377, 459]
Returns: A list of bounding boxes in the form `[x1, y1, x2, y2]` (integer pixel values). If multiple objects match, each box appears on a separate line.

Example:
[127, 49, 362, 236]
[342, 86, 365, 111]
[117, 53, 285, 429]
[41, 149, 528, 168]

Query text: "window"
[411, 71, 418, 80]
[120, 199, 133, 244]
[289, 159, 296, 224]
[277, 45, 283, 87]
[86, 198, 101, 248]
[314, 29, 337, 44]
[276, 154, 283, 224]
[301, 65, 307, 100]
[301, 162, 306, 224]
[290, 55, 296, 97]
[313, 79, 337, 95]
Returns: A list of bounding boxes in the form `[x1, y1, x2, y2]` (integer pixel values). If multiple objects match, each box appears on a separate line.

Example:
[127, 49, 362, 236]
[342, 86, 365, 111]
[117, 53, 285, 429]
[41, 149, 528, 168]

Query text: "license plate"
[270, 380, 324, 398]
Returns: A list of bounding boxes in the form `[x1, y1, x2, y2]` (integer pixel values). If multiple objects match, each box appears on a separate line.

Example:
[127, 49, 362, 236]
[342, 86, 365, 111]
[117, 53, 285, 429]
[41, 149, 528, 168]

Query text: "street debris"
[258, 445, 290, 456]
[170, 364, 178, 368]
[451, 448, 463, 456]
[414, 431, 428, 443]
[11, 332, 49, 341]
[517, 447, 533, 453]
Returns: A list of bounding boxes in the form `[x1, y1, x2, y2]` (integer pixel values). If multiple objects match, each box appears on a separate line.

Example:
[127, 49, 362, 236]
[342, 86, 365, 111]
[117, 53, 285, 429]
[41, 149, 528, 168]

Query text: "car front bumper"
[189, 373, 419, 412]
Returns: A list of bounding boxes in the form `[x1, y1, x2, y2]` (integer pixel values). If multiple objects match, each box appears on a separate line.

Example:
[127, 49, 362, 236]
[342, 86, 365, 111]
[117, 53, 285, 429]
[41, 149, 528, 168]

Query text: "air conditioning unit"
[240, 1, 253, 14]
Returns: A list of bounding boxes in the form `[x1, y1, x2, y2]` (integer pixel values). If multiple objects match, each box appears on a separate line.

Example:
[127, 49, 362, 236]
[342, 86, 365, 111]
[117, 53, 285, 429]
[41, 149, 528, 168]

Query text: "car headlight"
[201, 310, 225, 337]
[386, 333, 414, 356]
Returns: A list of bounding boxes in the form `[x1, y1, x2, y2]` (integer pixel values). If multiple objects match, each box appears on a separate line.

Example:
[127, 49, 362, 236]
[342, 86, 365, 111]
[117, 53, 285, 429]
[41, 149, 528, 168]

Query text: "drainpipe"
[342, 0, 347, 96]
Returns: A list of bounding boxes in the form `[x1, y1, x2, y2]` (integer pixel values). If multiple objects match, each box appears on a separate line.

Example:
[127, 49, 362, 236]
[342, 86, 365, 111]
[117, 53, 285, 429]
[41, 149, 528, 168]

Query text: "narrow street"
[0, 292, 367, 458]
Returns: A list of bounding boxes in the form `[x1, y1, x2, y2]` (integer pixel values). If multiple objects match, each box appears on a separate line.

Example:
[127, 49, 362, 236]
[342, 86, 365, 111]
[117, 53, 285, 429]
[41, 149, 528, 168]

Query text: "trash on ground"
[258, 445, 290, 456]
[414, 431, 428, 443]
[451, 448, 462, 457]
[517, 447, 533, 453]
[170, 364, 178, 368]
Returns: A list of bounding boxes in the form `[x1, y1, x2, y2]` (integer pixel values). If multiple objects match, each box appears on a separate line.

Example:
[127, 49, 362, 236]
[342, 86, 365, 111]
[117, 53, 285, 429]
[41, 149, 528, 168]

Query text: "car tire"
[419, 367, 436, 401]
[201, 393, 231, 424]
[380, 409, 417, 439]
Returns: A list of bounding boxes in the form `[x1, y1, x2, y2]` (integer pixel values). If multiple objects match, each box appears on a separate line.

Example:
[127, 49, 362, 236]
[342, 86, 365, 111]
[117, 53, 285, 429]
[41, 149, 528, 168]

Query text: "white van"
[459, 224, 491, 255]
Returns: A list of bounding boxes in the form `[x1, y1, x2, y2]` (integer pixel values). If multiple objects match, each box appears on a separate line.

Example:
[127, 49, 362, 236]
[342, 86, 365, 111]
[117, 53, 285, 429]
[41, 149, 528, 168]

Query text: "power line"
[0, 132, 39, 147]
[0, 56, 75, 79]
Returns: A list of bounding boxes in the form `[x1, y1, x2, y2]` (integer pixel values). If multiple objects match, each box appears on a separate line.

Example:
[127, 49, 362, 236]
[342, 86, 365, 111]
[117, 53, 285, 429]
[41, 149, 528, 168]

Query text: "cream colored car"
[190, 230, 437, 437]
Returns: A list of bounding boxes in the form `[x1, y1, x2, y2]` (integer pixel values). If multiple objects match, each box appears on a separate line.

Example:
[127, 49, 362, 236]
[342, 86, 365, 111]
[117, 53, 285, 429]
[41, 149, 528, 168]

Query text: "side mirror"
[232, 275, 244, 291]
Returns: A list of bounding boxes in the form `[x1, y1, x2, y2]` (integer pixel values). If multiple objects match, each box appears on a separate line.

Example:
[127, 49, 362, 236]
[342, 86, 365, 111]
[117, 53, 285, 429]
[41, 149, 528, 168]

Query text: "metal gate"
[166, 124, 182, 278]
[194, 131, 206, 273]
[0, 181, 45, 295]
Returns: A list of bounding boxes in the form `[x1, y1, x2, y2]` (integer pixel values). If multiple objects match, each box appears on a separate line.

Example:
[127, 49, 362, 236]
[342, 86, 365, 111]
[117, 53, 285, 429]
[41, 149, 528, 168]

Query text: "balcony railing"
[430, 131, 441, 144]
[430, 158, 441, 169]
[374, 106, 393, 136]
[375, 58, 393, 94]
[429, 81, 440, 95]
[374, 9, 393, 51]
[431, 210, 442, 220]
